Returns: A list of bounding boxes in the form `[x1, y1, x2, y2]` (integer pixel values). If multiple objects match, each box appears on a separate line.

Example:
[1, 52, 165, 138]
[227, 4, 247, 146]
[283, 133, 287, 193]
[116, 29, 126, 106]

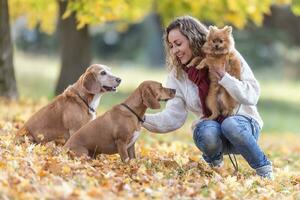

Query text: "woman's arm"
[219, 51, 260, 105]
[142, 74, 188, 133]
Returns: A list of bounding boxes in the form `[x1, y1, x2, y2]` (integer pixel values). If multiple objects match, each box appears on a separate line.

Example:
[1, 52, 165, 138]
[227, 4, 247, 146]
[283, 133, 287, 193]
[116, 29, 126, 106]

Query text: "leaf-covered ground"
[0, 99, 299, 200]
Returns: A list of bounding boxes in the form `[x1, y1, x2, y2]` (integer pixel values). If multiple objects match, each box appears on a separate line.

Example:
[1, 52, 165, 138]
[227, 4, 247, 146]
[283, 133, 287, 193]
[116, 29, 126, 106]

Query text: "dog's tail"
[14, 126, 34, 144]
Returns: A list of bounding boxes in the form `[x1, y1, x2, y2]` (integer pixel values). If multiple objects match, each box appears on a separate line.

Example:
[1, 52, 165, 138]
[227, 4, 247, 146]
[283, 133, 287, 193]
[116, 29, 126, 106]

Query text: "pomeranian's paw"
[207, 115, 218, 120]
[221, 109, 233, 116]
[195, 64, 205, 69]
[187, 56, 202, 68]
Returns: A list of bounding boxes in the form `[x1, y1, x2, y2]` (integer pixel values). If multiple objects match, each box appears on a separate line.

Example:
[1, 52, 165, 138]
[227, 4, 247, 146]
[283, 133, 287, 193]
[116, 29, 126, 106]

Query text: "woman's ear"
[142, 87, 161, 109]
[83, 71, 101, 94]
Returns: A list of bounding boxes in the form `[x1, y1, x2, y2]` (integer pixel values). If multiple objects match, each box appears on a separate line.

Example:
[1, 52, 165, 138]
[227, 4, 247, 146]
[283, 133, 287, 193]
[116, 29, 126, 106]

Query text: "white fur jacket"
[142, 51, 263, 133]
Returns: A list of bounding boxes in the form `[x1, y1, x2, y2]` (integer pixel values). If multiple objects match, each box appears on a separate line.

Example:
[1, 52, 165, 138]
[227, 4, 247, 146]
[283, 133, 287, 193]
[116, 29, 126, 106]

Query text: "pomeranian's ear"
[223, 26, 232, 34]
[209, 25, 218, 32]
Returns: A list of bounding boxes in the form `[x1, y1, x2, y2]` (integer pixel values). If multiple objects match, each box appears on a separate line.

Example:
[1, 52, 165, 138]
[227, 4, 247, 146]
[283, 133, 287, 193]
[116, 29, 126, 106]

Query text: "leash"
[228, 153, 239, 174]
[121, 103, 145, 123]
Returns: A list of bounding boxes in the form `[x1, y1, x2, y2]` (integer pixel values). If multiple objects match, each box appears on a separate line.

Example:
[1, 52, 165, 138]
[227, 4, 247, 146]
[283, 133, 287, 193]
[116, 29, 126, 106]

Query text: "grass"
[14, 51, 300, 134]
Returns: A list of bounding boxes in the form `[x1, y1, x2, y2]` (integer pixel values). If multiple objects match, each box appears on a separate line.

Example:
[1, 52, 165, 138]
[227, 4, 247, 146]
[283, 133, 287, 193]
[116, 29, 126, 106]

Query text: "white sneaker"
[209, 160, 224, 168]
[261, 172, 275, 180]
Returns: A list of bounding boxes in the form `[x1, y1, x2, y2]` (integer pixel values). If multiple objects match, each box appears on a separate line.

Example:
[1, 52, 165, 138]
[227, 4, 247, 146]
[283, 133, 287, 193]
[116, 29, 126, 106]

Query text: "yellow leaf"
[62, 165, 71, 174]
[38, 169, 47, 177]
[0, 161, 6, 169]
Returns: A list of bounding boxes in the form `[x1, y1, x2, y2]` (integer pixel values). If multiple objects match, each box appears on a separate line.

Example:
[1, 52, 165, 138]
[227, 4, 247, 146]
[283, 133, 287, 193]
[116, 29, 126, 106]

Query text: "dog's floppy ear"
[142, 87, 161, 109]
[83, 71, 101, 94]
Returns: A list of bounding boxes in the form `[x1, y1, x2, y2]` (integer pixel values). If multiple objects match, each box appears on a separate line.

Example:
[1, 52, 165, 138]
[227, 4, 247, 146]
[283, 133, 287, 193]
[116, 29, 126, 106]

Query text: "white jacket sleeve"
[219, 51, 260, 105]
[142, 74, 188, 133]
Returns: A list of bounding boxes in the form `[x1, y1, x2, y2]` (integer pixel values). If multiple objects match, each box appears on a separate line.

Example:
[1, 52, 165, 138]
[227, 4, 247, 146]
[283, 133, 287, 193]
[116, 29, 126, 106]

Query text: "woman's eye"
[100, 71, 106, 75]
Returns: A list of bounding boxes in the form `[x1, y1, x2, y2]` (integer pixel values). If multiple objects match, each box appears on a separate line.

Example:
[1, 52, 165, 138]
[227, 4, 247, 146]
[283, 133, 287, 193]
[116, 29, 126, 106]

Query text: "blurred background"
[1, 0, 300, 135]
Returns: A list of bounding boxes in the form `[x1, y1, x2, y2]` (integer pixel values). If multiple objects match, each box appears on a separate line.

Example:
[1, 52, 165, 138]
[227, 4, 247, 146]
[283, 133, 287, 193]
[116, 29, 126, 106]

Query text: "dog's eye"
[100, 71, 107, 75]
[220, 40, 223, 43]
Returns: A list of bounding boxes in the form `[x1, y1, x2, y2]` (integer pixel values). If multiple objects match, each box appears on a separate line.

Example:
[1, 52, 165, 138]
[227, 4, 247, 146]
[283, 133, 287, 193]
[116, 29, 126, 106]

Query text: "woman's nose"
[171, 46, 179, 55]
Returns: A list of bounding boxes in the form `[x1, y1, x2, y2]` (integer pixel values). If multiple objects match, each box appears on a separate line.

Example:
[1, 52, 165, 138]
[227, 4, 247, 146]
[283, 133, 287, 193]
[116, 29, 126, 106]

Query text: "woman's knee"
[221, 116, 252, 142]
[193, 120, 221, 150]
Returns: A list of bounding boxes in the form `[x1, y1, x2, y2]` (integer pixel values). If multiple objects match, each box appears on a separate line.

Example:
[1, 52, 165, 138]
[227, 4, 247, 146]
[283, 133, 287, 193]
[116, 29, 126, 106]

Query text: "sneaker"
[210, 161, 228, 177]
[209, 159, 224, 168]
[256, 164, 274, 180]
[260, 171, 275, 180]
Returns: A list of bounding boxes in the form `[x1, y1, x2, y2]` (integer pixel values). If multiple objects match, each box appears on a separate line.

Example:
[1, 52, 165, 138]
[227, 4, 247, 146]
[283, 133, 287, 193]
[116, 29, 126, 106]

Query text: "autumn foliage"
[8, 0, 300, 34]
[0, 98, 299, 199]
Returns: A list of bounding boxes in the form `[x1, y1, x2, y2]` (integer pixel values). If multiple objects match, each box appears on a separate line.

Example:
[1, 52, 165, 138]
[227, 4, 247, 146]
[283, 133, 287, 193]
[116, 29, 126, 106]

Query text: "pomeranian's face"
[203, 26, 234, 55]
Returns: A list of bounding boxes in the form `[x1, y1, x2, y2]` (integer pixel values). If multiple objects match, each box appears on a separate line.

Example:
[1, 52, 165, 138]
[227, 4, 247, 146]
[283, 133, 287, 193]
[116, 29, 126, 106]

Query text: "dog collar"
[76, 93, 96, 113]
[121, 103, 144, 123]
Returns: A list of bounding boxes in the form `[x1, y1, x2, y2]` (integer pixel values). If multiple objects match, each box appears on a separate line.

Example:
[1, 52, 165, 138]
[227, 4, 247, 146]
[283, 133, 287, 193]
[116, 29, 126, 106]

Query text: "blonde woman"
[142, 16, 273, 179]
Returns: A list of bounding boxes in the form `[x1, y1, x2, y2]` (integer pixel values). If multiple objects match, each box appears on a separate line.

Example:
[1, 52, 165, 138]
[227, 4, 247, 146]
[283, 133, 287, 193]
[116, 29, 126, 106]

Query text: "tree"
[0, 0, 18, 99]
[55, 0, 91, 94]
[155, 0, 300, 29]
[9, 0, 152, 95]
[55, 0, 153, 93]
[264, 5, 300, 44]
[7, 0, 300, 96]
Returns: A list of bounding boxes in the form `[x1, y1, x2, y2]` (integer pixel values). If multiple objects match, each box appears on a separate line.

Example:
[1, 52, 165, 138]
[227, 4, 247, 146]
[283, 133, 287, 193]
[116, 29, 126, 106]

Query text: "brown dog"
[190, 26, 241, 120]
[64, 81, 176, 162]
[16, 64, 121, 144]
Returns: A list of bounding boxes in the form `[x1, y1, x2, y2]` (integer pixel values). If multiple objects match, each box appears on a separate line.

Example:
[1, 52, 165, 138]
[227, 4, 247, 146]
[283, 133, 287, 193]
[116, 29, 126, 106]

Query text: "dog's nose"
[171, 89, 176, 94]
[116, 78, 122, 83]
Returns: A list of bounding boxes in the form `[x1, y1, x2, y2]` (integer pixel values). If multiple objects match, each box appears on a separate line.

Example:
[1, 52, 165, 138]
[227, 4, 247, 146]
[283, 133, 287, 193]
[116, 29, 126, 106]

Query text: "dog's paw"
[207, 114, 218, 120]
[195, 64, 202, 70]
[187, 56, 202, 68]
[222, 109, 234, 116]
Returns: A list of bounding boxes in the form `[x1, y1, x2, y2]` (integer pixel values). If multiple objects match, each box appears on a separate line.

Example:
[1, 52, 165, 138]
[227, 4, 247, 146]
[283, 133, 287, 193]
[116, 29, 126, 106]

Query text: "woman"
[142, 16, 273, 179]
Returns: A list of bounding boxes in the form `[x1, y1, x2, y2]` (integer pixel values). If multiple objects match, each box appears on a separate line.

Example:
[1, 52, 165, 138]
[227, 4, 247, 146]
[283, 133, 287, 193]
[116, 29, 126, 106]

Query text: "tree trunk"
[0, 0, 18, 99]
[142, 12, 165, 67]
[264, 5, 300, 79]
[264, 5, 300, 45]
[55, 0, 91, 94]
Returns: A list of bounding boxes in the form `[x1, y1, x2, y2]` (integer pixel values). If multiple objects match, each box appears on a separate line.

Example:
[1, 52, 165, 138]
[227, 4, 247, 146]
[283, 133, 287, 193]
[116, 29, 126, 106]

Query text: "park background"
[0, 0, 300, 199]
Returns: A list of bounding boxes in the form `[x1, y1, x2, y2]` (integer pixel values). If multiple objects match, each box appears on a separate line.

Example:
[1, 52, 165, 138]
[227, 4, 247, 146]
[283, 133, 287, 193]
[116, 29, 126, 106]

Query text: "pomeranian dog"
[191, 26, 241, 120]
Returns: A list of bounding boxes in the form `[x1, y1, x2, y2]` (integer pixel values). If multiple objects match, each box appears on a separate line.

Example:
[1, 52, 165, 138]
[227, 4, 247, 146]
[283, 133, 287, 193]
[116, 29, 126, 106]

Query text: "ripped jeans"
[193, 115, 272, 176]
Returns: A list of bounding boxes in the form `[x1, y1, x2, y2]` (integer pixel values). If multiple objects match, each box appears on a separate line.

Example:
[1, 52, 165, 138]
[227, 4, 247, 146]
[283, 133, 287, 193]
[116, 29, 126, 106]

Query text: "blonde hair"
[163, 16, 208, 79]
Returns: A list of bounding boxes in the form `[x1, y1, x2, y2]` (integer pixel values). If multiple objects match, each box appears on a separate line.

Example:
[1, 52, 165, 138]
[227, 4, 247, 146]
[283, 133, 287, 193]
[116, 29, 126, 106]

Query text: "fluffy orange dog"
[191, 26, 241, 120]
[16, 64, 121, 144]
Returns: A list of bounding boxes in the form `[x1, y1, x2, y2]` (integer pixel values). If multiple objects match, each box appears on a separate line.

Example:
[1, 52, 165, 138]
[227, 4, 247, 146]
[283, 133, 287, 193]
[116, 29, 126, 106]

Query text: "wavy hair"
[163, 16, 208, 79]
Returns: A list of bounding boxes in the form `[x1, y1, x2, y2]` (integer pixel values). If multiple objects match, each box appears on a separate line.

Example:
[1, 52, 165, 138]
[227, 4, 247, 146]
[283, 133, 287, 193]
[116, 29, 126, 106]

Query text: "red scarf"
[182, 65, 225, 123]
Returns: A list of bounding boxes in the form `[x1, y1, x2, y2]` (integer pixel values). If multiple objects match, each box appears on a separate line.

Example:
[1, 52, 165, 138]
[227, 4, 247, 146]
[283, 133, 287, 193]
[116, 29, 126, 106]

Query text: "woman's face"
[167, 28, 193, 65]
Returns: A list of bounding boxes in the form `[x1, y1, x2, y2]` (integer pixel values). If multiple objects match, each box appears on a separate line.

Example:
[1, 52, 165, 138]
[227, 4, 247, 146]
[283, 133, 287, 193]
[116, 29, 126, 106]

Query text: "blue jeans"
[193, 115, 272, 176]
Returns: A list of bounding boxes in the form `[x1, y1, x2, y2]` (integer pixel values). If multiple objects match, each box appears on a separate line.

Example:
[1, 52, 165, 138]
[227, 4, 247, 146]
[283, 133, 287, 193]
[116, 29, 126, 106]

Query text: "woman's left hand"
[210, 66, 225, 80]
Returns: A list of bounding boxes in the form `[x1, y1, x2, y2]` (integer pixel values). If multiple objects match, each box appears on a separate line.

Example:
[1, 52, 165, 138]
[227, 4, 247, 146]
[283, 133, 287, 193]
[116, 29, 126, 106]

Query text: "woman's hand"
[210, 65, 225, 80]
